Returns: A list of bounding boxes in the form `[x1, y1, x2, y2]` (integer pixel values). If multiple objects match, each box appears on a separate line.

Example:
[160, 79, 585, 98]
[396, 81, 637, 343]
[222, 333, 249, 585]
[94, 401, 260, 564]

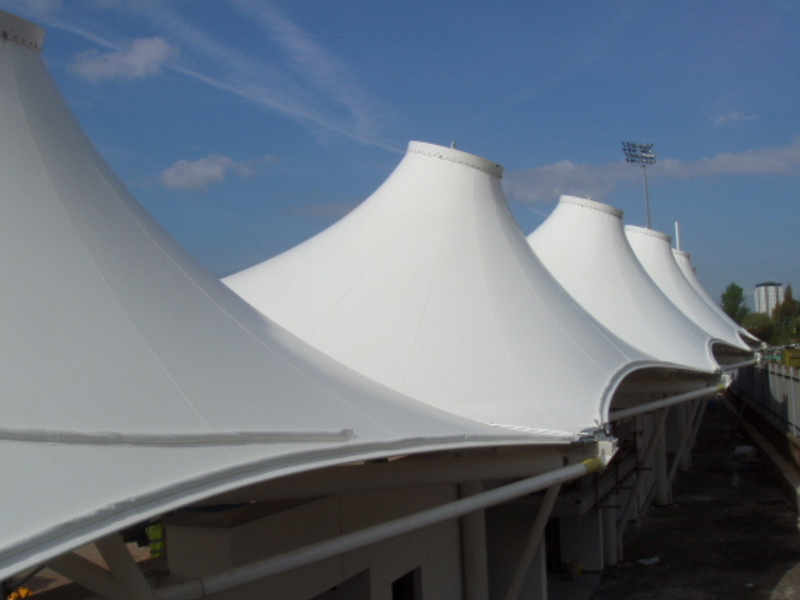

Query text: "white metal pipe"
[459, 482, 489, 600]
[614, 378, 719, 395]
[157, 458, 605, 600]
[95, 534, 157, 600]
[721, 359, 758, 372]
[503, 483, 562, 600]
[610, 385, 720, 422]
[47, 553, 127, 600]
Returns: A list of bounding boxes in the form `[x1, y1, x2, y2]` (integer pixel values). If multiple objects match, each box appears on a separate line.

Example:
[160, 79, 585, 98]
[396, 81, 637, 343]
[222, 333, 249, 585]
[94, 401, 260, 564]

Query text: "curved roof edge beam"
[528, 195, 719, 372]
[625, 225, 753, 360]
[672, 248, 761, 348]
[0, 9, 574, 582]
[226, 142, 674, 438]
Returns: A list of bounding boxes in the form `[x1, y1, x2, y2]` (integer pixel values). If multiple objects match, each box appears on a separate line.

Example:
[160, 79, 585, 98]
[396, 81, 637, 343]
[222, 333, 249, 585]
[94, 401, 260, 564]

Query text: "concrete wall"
[486, 510, 547, 600]
[166, 485, 462, 600]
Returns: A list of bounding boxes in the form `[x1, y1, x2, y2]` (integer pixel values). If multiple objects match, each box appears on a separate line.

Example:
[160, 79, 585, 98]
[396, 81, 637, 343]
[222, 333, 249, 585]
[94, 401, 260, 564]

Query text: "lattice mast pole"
[622, 142, 656, 229]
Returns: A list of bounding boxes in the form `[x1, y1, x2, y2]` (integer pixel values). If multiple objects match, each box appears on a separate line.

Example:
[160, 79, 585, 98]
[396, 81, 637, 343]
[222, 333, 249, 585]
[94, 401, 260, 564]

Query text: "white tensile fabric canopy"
[225, 142, 671, 438]
[625, 225, 752, 352]
[0, 11, 569, 581]
[528, 195, 720, 371]
[672, 249, 760, 346]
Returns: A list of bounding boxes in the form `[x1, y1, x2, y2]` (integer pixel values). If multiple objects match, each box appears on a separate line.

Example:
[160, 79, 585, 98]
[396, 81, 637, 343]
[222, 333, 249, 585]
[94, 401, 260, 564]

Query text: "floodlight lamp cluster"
[622, 141, 656, 165]
[622, 141, 657, 229]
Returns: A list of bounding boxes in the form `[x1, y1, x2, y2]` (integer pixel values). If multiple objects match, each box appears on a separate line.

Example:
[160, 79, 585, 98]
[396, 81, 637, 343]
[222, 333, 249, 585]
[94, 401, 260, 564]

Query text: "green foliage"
[791, 316, 800, 342]
[720, 282, 750, 324]
[770, 285, 800, 345]
[742, 312, 775, 342]
[773, 284, 798, 323]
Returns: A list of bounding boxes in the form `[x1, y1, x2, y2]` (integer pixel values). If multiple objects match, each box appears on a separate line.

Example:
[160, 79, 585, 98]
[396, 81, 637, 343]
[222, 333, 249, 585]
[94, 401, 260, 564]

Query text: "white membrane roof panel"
[625, 225, 751, 352]
[528, 195, 719, 371]
[672, 249, 760, 346]
[226, 144, 668, 438]
[0, 11, 560, 580]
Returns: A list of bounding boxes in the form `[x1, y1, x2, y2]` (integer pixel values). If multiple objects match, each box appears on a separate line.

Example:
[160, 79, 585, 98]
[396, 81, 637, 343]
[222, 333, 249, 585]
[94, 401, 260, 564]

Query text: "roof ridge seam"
[407, 146, 503, 178]
[0, 11, 45, 52]
[561, 196, 623, 219]
[1, 30, 42, 51]
[569, 201, 622, 219]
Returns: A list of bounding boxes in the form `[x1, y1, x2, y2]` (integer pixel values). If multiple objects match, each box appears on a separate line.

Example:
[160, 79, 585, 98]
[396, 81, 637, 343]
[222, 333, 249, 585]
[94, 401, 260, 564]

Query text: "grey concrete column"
[460, 482, 489, 600]
[602, 492, 618, 566]
[654, 410, 671, 506]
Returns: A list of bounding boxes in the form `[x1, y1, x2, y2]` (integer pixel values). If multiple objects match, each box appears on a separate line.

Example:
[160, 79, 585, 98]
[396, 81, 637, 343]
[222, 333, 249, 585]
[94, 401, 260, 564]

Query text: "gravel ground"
[594, 400, 800, 600]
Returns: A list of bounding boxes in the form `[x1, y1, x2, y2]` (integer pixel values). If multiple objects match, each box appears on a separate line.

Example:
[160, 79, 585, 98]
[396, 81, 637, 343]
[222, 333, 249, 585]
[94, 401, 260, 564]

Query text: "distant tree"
[742, 312, 775, 342]
[721, 282, 750, 324]
[770, 286, 800, 345]
[792, 316, 800, 341]
[773, 284, 798, 324]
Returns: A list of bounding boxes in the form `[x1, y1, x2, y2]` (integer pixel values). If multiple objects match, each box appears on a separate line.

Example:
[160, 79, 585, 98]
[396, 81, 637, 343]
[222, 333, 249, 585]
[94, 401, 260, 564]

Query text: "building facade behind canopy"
[754, 281, 785, 317]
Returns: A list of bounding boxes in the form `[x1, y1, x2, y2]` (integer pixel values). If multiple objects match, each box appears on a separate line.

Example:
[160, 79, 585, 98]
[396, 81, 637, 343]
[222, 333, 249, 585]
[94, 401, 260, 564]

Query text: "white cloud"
[72, 37, 176, 82]
[159, 154, 273, 192]
[18, 0, 62, 14]
[243, 2, 384, 139]
[506, 136, 800, 204]
[659, 136, 800, 178]
[712, 110, 758, 127]
[505, 160, 634, 204]
[24, 2, 400, 150]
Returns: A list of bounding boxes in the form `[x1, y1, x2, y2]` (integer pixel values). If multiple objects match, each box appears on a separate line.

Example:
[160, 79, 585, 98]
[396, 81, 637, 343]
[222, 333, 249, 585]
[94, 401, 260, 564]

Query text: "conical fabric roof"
[527, 195, 719, 371]
[226, 142, 667, 438]
[625, 225, 752, 353]
[0, 11, 557, 580]
[672, 249, 760, 346]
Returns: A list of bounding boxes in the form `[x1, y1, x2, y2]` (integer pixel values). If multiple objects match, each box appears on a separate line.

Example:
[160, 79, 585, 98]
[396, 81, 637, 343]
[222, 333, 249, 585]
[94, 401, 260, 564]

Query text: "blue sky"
[4, 0, 799, 305]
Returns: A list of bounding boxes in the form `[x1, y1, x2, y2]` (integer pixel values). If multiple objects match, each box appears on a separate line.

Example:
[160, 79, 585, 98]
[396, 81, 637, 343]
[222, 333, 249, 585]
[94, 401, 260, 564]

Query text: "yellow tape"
[581, 456, 604, 474]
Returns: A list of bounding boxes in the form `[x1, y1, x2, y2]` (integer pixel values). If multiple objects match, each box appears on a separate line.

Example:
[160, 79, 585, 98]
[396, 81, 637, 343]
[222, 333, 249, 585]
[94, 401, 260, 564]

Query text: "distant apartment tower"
[755, 282, 784, 316]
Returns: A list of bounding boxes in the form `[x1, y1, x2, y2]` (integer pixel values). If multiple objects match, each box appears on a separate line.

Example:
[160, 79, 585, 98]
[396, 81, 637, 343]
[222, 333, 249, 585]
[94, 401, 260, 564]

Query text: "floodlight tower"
[622, 141, 656, 229]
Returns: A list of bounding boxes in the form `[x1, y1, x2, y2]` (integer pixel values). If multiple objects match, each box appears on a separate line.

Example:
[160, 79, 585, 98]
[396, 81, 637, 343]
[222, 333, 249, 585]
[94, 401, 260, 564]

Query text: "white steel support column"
[616, 408, 669, 547]
[503, 483, 562, 600]
[48, 553, 127, 600]
[602, 492, 618, 566]
[654, 409, 671, 506]
[668, 399, 705, 488]
[157, 457, 608, 600]
[95, 534, 158, 600]
[459, 482, 489, 600]
[677, 403, 692, 471]
[640, 413, 657, 507]
[688, 399, 707, 453]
